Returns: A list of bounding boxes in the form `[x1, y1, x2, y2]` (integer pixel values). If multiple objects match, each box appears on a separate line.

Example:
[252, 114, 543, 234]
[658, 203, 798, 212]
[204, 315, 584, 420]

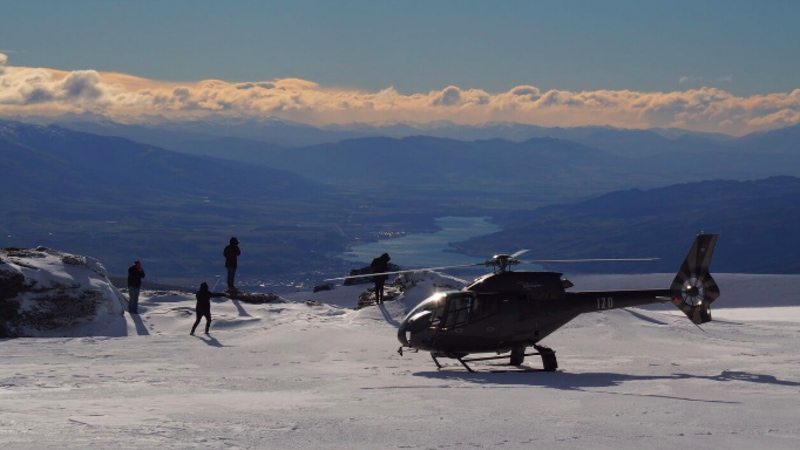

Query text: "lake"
[339, 216, 501, 269]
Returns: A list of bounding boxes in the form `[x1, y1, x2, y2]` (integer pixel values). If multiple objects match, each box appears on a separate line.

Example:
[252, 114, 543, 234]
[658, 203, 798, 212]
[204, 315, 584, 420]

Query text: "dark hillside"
[1, 120, 350, 282]
[453, 176, 800, 274]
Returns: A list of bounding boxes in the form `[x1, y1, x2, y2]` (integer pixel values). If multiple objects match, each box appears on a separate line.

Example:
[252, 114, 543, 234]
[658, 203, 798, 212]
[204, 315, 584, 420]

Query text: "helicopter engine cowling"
[669, 234, 720, 325]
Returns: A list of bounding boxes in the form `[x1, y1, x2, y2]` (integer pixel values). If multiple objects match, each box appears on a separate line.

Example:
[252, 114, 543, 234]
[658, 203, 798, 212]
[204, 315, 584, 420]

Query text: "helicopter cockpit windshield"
[437, 292, 475, 330]
[399, 291, 483, 348]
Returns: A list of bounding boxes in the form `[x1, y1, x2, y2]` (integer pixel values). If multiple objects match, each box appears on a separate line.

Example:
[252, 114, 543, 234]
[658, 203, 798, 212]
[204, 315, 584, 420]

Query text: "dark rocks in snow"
[225, 290, 280, 304]
[356, 284, 400, 309]
[313, 283, 333, 293]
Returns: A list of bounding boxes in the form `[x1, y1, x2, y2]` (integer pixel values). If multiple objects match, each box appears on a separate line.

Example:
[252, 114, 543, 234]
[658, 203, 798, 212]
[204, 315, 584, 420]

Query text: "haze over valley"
[3, 117, 800, 286]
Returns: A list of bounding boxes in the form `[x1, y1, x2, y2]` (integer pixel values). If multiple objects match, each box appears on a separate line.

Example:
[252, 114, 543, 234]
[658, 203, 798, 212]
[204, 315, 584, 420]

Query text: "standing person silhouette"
[127, 260, 145, 314]
[223, 237, 241, 292]
[190, 282, 227, 335]
[370, 253, 391, 304]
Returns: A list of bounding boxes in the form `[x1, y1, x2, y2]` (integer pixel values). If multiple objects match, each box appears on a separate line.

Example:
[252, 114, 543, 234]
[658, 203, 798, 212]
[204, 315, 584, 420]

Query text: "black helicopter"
[341, 233, 719, 372]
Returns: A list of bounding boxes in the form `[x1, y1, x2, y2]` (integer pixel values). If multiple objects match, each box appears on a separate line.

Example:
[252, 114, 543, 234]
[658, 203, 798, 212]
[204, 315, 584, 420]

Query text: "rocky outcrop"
[225, 290, 280, 304]
[0, 247, 127, 337]
[354, 270, 467, 310]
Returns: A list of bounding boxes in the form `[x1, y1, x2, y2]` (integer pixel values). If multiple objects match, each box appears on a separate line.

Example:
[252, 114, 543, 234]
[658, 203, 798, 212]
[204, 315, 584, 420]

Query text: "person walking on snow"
[190, 282, 227, 335]
[223, 237, 241, 292]
[370, 252, 391, 304]
[127, 260, 145, 314]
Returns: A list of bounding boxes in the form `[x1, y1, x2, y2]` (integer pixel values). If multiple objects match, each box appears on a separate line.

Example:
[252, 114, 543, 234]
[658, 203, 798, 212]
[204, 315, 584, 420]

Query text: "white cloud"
[679, 75, 701, 84]
[1, 53, 799, 135]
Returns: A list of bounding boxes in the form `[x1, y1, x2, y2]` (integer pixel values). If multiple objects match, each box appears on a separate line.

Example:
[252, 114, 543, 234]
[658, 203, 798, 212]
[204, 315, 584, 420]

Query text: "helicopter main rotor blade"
[510, 249, 530, 258]
[325, 254, 660, 282]
[324, 262, 486, 281]
[519, 257, 660, 264]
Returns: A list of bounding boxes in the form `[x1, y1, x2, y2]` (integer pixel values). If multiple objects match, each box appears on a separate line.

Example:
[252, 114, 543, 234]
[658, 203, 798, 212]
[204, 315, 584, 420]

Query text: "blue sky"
[2, 0, 799, 134]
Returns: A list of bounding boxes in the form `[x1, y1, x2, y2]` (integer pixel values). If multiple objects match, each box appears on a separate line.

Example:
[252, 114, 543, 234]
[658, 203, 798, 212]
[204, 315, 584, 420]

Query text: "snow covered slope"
[2, 251, 800, 449]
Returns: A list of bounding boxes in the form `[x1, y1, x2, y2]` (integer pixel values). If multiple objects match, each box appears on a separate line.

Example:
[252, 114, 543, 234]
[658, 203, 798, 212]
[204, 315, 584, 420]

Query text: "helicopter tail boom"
[669, 233, 720, 325]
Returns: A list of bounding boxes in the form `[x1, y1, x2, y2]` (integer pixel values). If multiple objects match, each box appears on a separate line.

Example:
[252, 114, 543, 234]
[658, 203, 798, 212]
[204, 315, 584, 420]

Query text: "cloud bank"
[1, 53, 799, 136]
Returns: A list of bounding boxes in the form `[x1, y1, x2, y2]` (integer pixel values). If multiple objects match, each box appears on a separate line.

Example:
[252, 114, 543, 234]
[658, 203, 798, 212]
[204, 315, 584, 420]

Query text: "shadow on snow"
[411, 368, 800, 402]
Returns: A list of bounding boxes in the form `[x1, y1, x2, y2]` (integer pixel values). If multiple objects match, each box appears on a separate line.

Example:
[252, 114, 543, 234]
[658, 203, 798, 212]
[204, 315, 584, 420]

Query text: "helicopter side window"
[441, 294, 474, 329]
[470, 295, 500, 322]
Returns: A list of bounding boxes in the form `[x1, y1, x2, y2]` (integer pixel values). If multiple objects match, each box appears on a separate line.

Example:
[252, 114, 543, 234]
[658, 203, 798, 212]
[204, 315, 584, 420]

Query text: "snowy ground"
[2, 275, 800, 449]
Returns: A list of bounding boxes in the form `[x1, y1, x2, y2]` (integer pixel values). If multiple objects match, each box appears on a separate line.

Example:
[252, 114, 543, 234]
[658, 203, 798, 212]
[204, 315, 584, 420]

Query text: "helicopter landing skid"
[431, 345, 558, 373]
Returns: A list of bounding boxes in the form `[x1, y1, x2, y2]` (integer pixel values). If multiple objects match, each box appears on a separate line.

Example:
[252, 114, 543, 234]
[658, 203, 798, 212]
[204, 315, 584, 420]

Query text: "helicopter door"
[499, 295, 523, 341]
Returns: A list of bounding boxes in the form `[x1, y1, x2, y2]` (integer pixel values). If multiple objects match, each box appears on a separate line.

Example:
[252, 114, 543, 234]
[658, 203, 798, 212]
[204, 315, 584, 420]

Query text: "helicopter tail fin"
[669, 233, 720, 325]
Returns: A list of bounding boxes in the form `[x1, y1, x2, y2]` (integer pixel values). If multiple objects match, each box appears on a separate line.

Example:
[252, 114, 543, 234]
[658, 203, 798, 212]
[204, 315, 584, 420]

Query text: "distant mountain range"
[3, 117, 800, 279]
[49, 115, 734, 150]
[52, 117, 800, 194]
[0, 120, 328, 200]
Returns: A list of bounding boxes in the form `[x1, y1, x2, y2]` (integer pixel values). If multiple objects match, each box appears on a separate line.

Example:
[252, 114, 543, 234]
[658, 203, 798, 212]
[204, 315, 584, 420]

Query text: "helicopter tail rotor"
[669, 233, 720, 325]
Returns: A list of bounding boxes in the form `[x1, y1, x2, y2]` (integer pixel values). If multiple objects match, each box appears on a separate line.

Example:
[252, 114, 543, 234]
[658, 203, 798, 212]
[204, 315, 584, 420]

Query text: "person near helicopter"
[370, 252, 391, 304]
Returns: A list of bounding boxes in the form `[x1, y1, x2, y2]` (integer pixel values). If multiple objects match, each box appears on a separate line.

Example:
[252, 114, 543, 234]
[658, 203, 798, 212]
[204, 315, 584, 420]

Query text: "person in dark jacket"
[127, 260, 145, 314]
[370, 252, 391, 304]
[190, 282, 227, 335]
[223, 237, 241, 292]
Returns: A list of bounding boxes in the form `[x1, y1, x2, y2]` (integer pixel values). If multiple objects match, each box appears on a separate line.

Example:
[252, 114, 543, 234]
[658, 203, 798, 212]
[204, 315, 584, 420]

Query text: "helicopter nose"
[397, 320, 410, 347]
[397, 310, 433, 348]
